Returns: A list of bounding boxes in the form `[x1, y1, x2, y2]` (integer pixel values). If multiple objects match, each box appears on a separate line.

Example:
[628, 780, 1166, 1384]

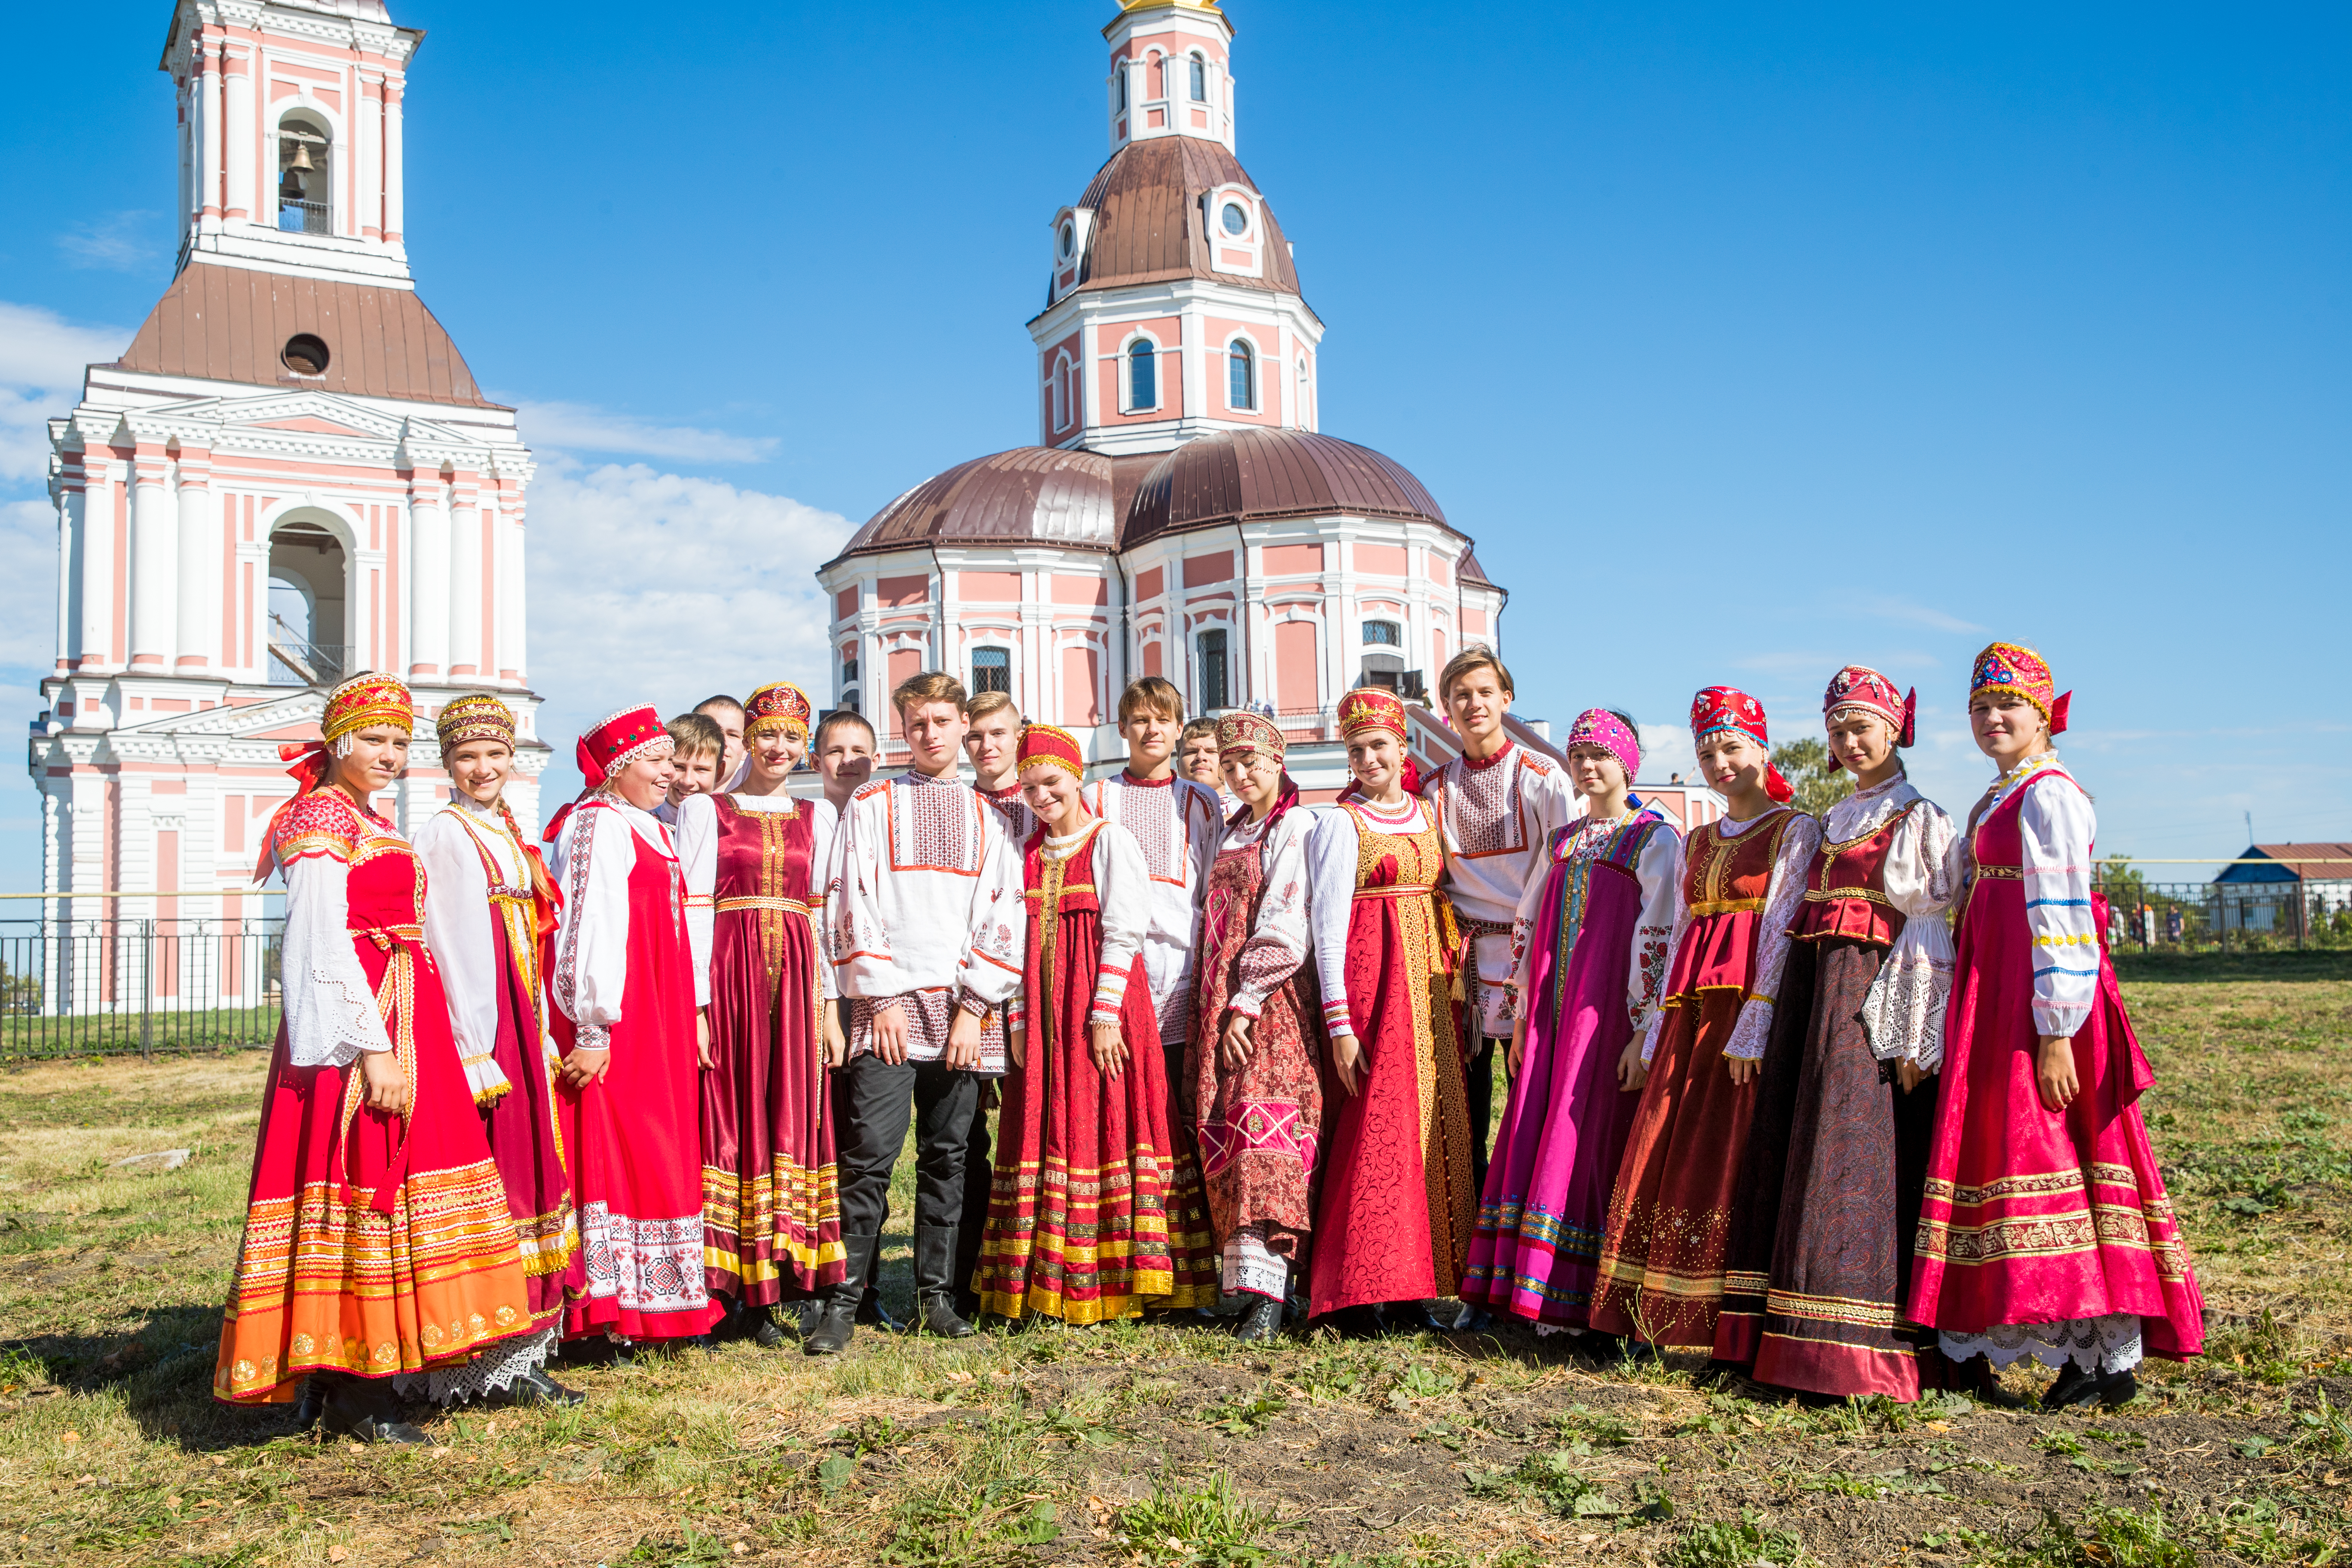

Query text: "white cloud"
[513, 400, 779, 464]
[1862, 597, 1986, 636]
[524, 462, 853, 757]
[56, 212, 158, 273]
[0, 300, 135, 484]
[0, 500, 57, 670]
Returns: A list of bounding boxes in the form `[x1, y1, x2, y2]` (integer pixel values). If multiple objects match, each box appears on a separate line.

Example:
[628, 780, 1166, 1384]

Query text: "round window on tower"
[1060, 221, 1075, 258]
[281, 334, 331, 376]
[1221, 202, 1249, 237]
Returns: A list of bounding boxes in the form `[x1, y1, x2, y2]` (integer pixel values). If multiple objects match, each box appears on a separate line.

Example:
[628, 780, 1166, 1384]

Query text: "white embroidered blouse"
[1304, 796, 1435, 1044]
[1970, 751, 2101, 1038]
[414, 794, 540, 1101]
[1081, 772, 1224, 1022]
[1510, 805, 1682, 1037]
[1213, 806, 1315, 1022]
[1817, 775, 1962, 1070]
[1006, 820, 1152, 1036]
[547, 792, 689, 1054]
[267, 792, 398, 1069]
[1638, 805, 1822, 1066]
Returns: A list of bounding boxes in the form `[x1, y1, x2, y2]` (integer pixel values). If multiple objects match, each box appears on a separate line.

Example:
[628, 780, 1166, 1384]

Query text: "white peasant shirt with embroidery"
[272, 802, 396, 1068]
[1420, 741, 1579, 1036]
[1817, 775, 1962, 1070]
[1976, 753, 2102, 1038]
[1081, 773, 1223, 1042]
[1215, 807, 1314, 1022]
[1305, 797, 1438, 1043]
[414, 795, 537, 1101]
[1509, 806, 1681, 1039]
[1637, 806, 1822, 1066]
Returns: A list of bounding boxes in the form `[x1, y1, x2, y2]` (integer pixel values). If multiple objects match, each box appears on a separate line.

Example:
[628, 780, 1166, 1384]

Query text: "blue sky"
[0, 1, 2344, 892]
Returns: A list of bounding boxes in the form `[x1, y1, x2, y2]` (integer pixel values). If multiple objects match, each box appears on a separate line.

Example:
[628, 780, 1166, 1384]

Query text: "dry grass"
[0, 952, 2347, 1567]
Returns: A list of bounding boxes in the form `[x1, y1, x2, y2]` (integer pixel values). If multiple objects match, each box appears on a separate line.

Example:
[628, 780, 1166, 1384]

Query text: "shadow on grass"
[3, 1296, 317, 1453]
[2113, 948, 2352, 985]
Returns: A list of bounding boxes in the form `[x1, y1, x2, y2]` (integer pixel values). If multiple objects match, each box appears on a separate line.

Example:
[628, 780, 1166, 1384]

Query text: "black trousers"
[954, 1085, 995, 1308]
[834, 1052, 980, 1245]
[1465, 1034, 1501, 1204]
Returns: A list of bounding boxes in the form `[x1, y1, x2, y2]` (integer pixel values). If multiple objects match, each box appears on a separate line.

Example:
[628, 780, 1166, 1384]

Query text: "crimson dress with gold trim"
[216, 791, 534, 1404]
[976, 821, 1216, 1322]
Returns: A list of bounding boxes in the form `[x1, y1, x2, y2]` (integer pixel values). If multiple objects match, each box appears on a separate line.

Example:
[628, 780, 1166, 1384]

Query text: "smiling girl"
[1589, 687, 1819, 1360]
[974, 724, 1216, 1323]
[217, 675, 533, 1442]
[1905, 644, 2205, 1407]
[1305, 687, 1477, 1328]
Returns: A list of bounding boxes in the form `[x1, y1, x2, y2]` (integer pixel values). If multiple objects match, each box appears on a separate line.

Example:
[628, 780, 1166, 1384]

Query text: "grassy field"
[1, 951, 2348, 1567]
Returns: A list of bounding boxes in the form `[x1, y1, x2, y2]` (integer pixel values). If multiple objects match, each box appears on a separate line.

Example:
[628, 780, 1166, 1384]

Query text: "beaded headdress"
[1215, 710, 1283, 763]
[1822, 665, 1915, 769]
[1565, 708, 1640, 783]
[745, 680, 814, 743]
[435, 692, 516, 752]
[1970, 642, 2070, 736]
[1337, 687, 1409, 742]
[321, 672, 413, 746]
[1688, 685, 1794, 805]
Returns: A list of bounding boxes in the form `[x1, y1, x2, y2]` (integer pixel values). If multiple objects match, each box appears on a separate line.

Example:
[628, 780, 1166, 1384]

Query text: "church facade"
[815, 0, 1510, 784]
[28, 0, 539, 981]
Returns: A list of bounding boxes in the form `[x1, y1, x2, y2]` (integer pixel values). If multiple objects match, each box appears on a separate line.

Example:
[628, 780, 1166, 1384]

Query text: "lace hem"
[393, 1326, 554, 1406]
[1860, 950, 1951, 1069]
[1939, 1314, 2142, 1375]
[1221, 1224, 1290, 1302]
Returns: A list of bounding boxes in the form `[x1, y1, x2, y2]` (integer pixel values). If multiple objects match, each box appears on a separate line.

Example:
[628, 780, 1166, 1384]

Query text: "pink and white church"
[28, 0, 543, 947]
[818, 0, 1516, 793]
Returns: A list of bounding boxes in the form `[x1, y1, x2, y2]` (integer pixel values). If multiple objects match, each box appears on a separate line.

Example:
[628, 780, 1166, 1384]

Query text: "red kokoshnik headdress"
[542, 704, 671, 841]
[1821, 665, 1916, 770]
[1970, 641, 2070, 735]
[1689, 685, 1794, 805]
[1336, 686, 1422, 798]
[1016, 722, 1086, 781]
[745, 680, 814, 743]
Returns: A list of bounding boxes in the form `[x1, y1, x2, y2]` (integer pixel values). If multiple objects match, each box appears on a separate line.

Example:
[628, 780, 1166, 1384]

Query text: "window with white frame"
[1051, 353, 1072, 431]
[1227, 340, 1255, 410]
[1189, 53, 1207, 102]
[972, 646, 1011, 695]
[1196, 628, 1230, 711]
[1363, 620, 1401, 647]
[1127, 338, 1158, 412]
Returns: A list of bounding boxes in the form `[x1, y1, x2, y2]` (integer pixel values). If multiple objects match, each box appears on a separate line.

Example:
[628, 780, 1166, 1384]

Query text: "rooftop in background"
[2211, 843, 2352, 885]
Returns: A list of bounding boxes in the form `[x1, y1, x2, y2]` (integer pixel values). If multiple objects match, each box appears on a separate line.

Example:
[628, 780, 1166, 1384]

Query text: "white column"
[447, 482, 482, 678]
[223, 47, 254, 223]
[130, 455, 177, 668]
[408, 484, 449, 679]
[55, 477, 80, 672]
[382, 81, 405, 244]
[200, 39, 223, 232]
[80, 463, 116, 671]
[173, 451, 216, 671]
[356, 73, 382, 241]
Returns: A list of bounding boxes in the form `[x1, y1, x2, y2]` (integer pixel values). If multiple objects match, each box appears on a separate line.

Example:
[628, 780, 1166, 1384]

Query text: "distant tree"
[1770, 738, 1854, 818]
[2099, 853, 2147, 906]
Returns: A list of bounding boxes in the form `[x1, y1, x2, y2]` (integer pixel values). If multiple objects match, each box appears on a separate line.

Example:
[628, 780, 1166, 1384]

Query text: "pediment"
[122, 690, 325, 739]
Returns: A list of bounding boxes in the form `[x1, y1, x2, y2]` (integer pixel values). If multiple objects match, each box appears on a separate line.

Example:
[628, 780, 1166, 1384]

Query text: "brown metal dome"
[1058, 138, 1307, 305]
[1122, 428, 1453, 548]
[830, 447, 1121, 564]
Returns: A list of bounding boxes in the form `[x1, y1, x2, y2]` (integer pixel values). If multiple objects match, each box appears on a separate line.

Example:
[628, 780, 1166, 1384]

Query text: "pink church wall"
[1136, 566, 1164, 600]
[1262, 544, 1320, 576]
[961, 571, 1021, 602]
[836, 587, 859, 620]
[1274, 620, 1317, 714]
[1427, 555, 1451, 587]
[878, 574, 928, 608]
[1356, 543, 1408, 577]
[1185, 551, 1232, 586]
[1464, 607, 1488, 635]
[1053, 574, 1109, 606]
[1063, 646, 1101, 726]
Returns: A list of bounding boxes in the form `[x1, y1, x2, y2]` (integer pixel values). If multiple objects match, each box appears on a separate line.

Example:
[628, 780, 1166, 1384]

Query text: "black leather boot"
[1234, 1294, 1285, 1343]
[290, 1377, 326, 1430]
[913, 1225, 977, 1338]
[487, 1367, 585, 1408]
[752, 1303, 790, 1350]
[806, 1235, 875, 1357]
[319, 1375, 428, 1445]
[2042, 1360, 2101, 1410]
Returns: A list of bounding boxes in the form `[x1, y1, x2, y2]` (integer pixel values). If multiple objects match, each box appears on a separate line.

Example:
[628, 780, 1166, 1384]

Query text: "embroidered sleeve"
[551, 804, 633, 1051]
[2018, 774, 2100, 1037]
[672, 792, 717, 1010]
[1723, 813, 1819, 1062]
[1305, 807, 1360, 1039]
[1638, 839, 1693, 1069]
[280, 850, 393, 1068]
[1855, 799, 1960, 1069]
[825, 786, 891, 992]
[807, 802, 839, 1003]
[1093, 825, 1152, 1023]
[957, 795, 1026, 1009]
[272, 791, 363, 868]
[1230, 812, 1312, 1019]
[1508, 824, 1565, 992]
[1628, 825, 1681, 1033]
[415, 812, 512, 1101]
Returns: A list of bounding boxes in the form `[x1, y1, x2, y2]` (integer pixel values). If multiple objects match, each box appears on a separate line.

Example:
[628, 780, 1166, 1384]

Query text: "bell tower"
[1106, 0, 1236, 154]
[30, 0, 542, 956]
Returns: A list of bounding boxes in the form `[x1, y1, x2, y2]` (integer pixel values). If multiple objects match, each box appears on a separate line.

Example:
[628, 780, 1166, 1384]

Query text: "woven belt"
[1458, 916, 1512, 937]
[717, 895, 814, 916]
[1685, 897, 1765, 916]
[1354, 883, 1436, 901]
[683, 893, 715, 909]
[353, 922, 424, 948]
[1975, 865, 2022, 879]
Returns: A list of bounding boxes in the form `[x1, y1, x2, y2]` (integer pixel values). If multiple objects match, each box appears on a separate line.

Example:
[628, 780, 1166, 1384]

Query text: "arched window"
[972, 646, 1011, 695]
[1196, 628, 1230, 711]
[1127, 339, 1157, 411]
[1227, 340, 1254, 410]
[1050, 354, 1070, 432]
[276, 115, 332, 235]
[1189, 53, 1207, 102]
[1116, 60, 1128, 111]
[1154, 53, 1170, 99]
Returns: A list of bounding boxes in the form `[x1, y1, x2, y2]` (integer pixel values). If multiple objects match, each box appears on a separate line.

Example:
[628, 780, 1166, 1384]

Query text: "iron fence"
[0, 917, 284, 1061]
[2092, 875, 2352, 953]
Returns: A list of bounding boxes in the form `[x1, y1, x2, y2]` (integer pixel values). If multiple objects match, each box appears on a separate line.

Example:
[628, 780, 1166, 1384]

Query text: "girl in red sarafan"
[545, 706, 725, 1345]
[1589, 687, 1819, 1358]
[678, 680, 846, 1344]
[975, 723, 1216, 1323]
[1304, 687, 1477, 1328]
[217, 674, 533, 1443]
[413, 692, 582, 1407]
[1907, 644, 2204, 1408]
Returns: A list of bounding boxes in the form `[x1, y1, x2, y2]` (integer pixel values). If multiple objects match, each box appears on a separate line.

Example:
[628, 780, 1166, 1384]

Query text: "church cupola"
[1106, 0, 1235, 154]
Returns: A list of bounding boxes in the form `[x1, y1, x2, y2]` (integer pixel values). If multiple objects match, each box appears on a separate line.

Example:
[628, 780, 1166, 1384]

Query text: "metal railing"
[2093, 875, 2351, 953]
[0, 917, 284, 1061]
[267, 618, 353, 688]
[277, 197, 331, 235]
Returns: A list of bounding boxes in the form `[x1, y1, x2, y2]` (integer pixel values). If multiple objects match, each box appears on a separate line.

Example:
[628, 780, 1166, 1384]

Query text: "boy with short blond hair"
[1083, 676, 1222, 1102]
[964, 689, 1035, 844]
[661, 711, 726, 821]
[1178, 716, 1235, 817]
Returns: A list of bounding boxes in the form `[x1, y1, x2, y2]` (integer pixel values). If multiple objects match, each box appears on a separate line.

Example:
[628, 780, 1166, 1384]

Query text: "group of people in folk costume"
[214, 638, 2204, 1442]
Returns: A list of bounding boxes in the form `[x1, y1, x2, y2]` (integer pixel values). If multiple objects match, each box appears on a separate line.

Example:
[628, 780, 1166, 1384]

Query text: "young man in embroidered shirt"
[817, 673, 1024, 1353]
[1082, 676, 1224, 1114]
[1419, 647, 1577, 1326]
[957, 687, 1033, 1318]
